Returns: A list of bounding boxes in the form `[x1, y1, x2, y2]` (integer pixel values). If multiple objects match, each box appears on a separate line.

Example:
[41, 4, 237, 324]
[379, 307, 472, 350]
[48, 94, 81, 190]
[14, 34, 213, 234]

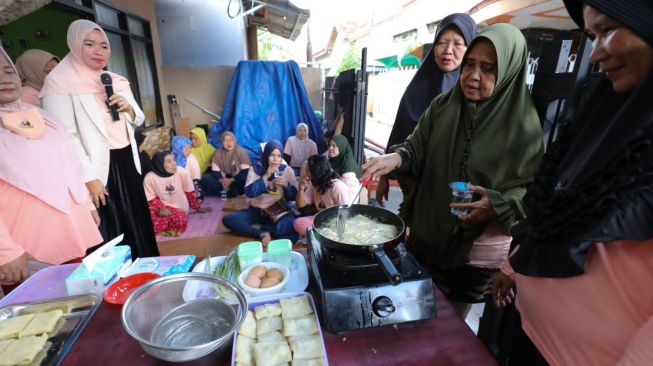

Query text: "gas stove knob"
[372, 296, 395, 318]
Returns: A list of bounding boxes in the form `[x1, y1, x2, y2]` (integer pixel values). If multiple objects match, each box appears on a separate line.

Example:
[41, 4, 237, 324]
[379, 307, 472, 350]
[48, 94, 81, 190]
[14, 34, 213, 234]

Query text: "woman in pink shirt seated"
[0, 47, 101, 285]
[172, 135, 203, 201]
[144, 151, 211, 236]
[294, 155, 354, 237]
[15, 49, 59, 107]
[492, 1, 653, 365]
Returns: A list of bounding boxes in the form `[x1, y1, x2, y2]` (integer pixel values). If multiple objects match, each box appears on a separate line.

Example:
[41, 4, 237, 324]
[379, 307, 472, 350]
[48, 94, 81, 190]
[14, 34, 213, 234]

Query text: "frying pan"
[312, 204, 405, 285]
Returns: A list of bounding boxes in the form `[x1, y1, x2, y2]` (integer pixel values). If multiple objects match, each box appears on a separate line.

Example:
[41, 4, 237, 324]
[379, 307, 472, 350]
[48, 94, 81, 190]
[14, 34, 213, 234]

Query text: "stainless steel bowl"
[121, 272, 247, 362]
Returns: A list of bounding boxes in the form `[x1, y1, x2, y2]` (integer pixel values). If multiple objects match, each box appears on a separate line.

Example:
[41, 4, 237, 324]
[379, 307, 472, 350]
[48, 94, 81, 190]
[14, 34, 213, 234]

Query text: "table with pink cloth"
[0, 253, 497, 366]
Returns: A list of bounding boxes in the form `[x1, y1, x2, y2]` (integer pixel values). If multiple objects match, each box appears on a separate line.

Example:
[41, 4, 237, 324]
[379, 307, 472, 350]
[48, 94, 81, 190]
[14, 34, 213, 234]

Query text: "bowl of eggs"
[237, 262, 290, 296]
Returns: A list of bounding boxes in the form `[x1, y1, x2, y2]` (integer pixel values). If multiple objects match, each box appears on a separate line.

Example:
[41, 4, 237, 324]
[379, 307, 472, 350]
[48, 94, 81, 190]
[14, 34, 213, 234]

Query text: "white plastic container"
[237, 262, 289, 297]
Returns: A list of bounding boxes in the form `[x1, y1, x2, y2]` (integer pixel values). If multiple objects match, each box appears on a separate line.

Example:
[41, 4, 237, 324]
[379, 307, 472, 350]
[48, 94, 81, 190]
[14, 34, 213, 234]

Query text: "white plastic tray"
[183, 251, 308, 301]
[230, 292, 329, 366]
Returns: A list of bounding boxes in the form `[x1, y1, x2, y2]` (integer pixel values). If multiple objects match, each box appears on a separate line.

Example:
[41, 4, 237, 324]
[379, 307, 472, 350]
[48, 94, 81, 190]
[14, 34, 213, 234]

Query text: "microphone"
[101, 73, 120, 121]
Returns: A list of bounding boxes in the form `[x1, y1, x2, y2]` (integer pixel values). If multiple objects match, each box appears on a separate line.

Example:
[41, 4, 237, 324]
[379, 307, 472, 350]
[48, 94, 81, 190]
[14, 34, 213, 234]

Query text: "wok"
[312, 204, 405, 285]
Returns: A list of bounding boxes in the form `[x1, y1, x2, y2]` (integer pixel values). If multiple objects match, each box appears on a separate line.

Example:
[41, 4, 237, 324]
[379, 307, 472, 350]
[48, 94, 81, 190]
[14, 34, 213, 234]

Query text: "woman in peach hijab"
[0, 47, 101, 285]
[41, 20, 159, 258]
[15, 49, 59, 106]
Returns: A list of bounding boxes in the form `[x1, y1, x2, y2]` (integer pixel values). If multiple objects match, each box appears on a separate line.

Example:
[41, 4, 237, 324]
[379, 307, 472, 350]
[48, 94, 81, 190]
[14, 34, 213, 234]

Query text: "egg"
[260, 277, 281, 288]
[244, 274, 262, 288]
[249, 265, 268, 279]
[266, 268, 283, 281]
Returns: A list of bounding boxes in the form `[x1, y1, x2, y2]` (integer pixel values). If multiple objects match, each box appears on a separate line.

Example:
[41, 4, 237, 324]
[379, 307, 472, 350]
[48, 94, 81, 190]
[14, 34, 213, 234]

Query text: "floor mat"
[156, 196, 225, 242]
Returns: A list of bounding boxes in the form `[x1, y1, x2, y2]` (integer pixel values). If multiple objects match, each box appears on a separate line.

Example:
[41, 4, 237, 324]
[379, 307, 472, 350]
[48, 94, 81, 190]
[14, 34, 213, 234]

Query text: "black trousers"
[96, 145, 159, 258]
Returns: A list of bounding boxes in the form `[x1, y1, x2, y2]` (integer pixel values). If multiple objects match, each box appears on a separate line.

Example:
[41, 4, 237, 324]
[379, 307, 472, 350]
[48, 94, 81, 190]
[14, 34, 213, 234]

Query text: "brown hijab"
[212, 131, 250, 176]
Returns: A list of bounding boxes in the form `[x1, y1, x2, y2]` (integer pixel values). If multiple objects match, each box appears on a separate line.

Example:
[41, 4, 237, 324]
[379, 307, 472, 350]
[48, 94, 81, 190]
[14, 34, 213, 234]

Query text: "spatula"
[336, 175, 373, 240]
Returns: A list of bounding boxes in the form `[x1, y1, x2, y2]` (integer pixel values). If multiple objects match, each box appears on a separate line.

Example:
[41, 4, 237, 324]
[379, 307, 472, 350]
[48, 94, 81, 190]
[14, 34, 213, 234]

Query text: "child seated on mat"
[294, 155, 354, 237]
[144, 151, 211, 236]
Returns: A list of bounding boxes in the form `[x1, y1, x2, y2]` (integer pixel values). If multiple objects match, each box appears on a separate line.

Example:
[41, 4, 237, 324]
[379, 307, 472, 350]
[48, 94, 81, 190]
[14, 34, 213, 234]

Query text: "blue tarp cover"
[208, 60, 324, 164]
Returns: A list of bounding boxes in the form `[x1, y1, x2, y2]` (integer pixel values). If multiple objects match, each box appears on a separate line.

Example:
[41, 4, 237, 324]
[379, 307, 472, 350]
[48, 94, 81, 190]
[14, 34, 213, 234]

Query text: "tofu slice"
[288, 335, 324, 359]
[238, 310, 257, 339]
[282, 315, 318, 337]
[279, 296, 313, 319]
[257, 330, 285, 343]
[0, 334, 48, 366]
[254, 303, 282, 320]
[253, 341, 292, 366]
[235, 334, 256, 366]
[0, 314, 35, 340]
[256, 316, 282, 337]
[19, 310, 63, 338]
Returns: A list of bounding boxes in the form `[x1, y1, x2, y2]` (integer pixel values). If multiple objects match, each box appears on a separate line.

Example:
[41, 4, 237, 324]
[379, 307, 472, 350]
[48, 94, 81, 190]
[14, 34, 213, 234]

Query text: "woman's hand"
[0, 252, 30, 285]
[299, 176, 310, 191]
[450, 184, 496, 224]
[275, 176, 288, 189]
[197, 207, 212, 214]
[491, 271, 515, 308]
[91, 210, 101, 226]
[220, 177, 234, 190]
[86, 179, 108, 208]
[158, 207, 171, 217]
[361, 153, 402, 180]
[264, 166, 277, 180]
[108, 94, 135, 119]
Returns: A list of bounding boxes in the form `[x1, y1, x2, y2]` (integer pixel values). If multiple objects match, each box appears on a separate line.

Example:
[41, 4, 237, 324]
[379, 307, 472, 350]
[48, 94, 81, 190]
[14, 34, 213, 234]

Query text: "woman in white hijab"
[284, 122, 317, 175]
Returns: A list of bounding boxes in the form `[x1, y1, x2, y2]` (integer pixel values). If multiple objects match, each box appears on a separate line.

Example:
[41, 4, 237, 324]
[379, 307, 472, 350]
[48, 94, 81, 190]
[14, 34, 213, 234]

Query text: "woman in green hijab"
[327, 134, 361, 194]
[362, 23, 543, 318]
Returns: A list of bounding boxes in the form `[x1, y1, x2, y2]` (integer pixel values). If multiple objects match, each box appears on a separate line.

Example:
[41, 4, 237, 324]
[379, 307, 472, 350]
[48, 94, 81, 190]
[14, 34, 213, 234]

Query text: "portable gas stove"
[307, 228, 436, 333]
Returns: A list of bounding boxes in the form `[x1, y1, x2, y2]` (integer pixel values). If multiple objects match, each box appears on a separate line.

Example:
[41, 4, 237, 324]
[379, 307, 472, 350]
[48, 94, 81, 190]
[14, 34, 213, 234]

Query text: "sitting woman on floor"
[284, 123, 318, 176]
[201, 131, 251, 198]
[293, 155, 354, 237]
[189, 127, 215, 173]
[222, 140, 298, 245]
[327, 135, 361, 194]
[172, 135, 203, 201]
[144, 151, 211, 236]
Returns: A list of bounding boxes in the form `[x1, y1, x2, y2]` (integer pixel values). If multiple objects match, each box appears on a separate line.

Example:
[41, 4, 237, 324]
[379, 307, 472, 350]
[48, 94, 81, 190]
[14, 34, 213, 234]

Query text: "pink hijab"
[40, 19, 129, 97]
[0, 47, 89, 213]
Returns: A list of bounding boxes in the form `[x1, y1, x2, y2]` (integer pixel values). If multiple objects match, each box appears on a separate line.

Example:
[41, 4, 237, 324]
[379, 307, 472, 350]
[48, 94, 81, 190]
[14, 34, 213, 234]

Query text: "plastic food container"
[237, 241, 263, 270]
[266, 239, 292, 268]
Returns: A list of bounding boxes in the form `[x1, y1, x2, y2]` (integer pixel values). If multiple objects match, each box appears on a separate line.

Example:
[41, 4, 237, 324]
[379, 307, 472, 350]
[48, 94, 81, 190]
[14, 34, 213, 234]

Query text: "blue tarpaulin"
[208, 60, 324, 164]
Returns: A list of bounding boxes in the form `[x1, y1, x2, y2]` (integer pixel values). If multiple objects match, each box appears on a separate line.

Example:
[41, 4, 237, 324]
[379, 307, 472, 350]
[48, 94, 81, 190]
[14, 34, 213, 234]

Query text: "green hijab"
[394, 23, 544, 269]
[329, 135, 361, 178]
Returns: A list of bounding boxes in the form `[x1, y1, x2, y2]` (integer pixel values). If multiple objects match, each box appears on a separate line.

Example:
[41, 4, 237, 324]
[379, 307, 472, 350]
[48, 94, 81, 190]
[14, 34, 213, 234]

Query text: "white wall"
[155, 0, 247, 66]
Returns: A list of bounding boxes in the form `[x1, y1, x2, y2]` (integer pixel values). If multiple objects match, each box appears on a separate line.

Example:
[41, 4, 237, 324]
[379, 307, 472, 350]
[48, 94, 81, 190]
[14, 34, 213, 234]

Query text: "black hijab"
[151, 151, 174, 178]
[252, 140, 286, 177]
[511, 0, 653, 277]
[385, 13, 476, 150]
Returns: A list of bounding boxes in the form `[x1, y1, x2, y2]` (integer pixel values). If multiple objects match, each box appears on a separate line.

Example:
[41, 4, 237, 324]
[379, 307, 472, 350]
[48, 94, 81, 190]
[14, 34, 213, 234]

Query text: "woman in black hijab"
[493, 1, 653, 364]
[375, 13, 476, 205]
